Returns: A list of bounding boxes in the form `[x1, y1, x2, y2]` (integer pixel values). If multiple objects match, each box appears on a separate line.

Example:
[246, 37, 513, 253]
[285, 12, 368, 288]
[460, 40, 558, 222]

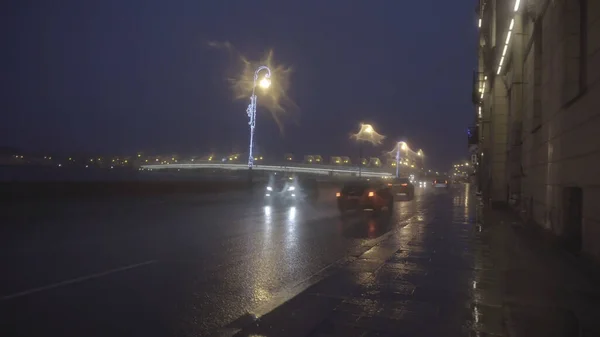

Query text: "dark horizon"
[1, 0, 478, 169]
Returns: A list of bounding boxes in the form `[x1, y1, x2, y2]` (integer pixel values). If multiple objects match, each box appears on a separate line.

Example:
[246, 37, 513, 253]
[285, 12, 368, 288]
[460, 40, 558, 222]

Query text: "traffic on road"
[1, 178, 458, 336]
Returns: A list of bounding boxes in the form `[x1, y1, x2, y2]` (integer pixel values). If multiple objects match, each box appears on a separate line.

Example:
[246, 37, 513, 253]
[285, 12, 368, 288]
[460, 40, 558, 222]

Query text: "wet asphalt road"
[0, 184, 457, 336]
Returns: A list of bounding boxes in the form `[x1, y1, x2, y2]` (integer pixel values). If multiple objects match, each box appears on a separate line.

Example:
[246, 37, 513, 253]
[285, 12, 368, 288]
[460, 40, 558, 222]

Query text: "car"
[433, 177, 449, 188]
[387, 177, 415, 200]
[336, 180, 394, 214]
[264, 174, 318, 204]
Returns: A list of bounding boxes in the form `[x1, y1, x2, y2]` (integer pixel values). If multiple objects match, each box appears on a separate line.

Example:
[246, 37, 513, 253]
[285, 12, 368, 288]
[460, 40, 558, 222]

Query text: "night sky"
[2, 0, 478, 170]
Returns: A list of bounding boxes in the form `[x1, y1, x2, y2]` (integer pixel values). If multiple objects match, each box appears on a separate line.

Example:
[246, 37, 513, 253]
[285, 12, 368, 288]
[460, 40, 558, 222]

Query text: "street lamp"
[417, 149, 424, 170]
[394, 142, 409, 178]
[360, 127, 374, 178]
[351, 123, 384, 178]
[246, 65, 272, 173]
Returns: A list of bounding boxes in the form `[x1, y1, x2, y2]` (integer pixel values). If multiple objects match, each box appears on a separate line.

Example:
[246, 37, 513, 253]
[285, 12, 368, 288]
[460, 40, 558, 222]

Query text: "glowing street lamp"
[246, 65, 272, 170]
[416, 149, 425, 170]
[259, 77, 271, 89]
[351, 123, 384, 178]
[392, 142, 409, 178]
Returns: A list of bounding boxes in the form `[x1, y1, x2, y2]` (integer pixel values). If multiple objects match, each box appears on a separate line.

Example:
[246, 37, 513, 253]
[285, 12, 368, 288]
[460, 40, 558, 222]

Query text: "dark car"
[336, 180, 394, 214]
[387, 177, 415, 200]
[264, 174, 318, 204]
[433, 177, 450, 188]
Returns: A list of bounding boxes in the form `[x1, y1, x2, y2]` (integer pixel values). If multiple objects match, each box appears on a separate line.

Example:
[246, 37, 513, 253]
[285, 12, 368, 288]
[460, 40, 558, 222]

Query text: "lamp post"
[395, 148, 400, 178]
[358, 125, 374, 178]
[246, 65, 271, 180]
[395, 142, 408, 178]
[351, 123, 383, 179]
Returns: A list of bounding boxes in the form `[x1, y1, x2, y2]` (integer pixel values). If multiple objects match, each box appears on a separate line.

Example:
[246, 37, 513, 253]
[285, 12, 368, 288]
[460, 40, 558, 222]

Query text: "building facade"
[473, 0, 600, 260]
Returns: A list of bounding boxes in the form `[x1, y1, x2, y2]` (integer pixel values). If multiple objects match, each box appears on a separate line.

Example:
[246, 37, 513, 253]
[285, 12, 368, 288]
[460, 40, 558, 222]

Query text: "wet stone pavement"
[228, 191, 600, 336]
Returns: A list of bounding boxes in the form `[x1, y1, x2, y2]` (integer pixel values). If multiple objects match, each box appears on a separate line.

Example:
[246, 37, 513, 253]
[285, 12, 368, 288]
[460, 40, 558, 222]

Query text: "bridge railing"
[184, 160, 393, 172]
[140, 162, 395, 178]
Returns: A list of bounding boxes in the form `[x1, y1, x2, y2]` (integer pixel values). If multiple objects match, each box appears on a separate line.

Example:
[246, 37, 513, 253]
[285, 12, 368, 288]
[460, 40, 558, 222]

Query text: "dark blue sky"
[2, 0, 477, 170]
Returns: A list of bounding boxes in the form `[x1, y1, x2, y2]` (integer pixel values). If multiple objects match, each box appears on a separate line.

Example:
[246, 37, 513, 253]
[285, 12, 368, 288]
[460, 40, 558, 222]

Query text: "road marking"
[0, 260, 159, 301]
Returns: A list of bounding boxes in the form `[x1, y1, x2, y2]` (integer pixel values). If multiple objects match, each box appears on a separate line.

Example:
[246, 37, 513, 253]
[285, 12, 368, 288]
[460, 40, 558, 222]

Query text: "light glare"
[259, 77, 271, 89]
[208, 41, 298, 132]
[351, 123, 385, 145]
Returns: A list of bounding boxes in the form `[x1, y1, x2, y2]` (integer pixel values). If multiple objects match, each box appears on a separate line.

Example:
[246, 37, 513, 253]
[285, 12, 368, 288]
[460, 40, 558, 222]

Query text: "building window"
[579, 0, 588, 92]
[562, 0, 588, 106]
[529, 16, 542, 132]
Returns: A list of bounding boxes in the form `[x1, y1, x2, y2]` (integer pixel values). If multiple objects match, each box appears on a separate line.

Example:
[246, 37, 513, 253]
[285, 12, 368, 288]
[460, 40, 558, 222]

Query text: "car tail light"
[401, 183, 408, 186]
[335, 192, 341, 197]
[387, 183, 392, 186]
[368, 191, 375, 197]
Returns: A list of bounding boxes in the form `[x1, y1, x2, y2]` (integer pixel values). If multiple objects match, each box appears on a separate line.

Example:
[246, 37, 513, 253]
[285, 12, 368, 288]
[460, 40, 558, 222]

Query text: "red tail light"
[401, 183, 408, 187]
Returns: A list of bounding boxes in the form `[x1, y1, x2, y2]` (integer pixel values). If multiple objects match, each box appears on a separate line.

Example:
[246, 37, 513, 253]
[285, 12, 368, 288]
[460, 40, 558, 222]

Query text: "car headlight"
[287, 186, 295, 191]
[266, 186, 273, 191]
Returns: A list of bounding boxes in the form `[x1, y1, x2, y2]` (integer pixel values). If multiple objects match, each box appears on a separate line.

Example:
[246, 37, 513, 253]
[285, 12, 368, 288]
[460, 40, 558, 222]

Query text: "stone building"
[473, 0, 600, 260]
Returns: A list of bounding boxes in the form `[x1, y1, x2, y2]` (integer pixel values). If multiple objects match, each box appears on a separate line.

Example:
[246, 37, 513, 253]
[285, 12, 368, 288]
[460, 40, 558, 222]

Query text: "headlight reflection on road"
[264, 206, 272, 227]
[284, 206, 298, 251]
[288, 206, 296, 221]
[287, 206, 297, 234]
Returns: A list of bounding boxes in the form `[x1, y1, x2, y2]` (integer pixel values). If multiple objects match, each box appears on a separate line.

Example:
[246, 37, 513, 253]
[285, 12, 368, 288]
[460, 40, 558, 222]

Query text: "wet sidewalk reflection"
[231, 184, 600, 337]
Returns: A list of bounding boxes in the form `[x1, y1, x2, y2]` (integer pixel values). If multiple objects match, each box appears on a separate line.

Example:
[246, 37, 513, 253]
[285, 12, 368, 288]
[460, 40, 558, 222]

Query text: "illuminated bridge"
[140, 162, 396, 178]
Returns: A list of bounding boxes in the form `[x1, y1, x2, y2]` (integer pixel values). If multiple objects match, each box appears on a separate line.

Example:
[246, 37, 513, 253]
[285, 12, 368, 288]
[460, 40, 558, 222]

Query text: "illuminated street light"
[351, 123, 384, 178]
[246, 65, 272, 171]
[259, 77, 271, 89]
[388, 141, 411, 178]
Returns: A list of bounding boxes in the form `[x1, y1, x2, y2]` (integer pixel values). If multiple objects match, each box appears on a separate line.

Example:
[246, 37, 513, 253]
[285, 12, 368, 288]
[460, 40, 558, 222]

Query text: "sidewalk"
[227, 198, 600, 336]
